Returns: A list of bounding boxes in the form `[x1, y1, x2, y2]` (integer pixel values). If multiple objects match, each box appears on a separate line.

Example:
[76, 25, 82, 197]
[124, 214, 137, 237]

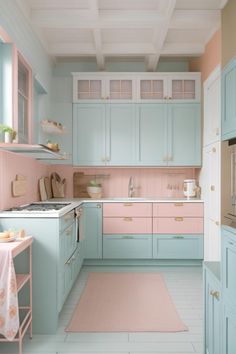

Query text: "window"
[17, 54, 32, 143]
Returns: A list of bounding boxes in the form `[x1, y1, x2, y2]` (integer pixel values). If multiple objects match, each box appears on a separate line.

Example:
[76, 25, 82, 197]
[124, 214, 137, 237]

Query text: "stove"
[5, 203, 71, 212]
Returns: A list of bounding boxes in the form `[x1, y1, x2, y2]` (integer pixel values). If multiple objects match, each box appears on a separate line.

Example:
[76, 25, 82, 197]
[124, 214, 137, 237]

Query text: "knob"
[210, 185, 215, 191]
[212, 147, 216, 153]
[97, 204, 101, 208]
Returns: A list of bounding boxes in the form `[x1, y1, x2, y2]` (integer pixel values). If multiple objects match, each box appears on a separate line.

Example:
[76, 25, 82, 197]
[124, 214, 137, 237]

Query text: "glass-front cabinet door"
[106, 77, 135, 102]
[168, 74, 200, 102]
[137, 76, 167, 102]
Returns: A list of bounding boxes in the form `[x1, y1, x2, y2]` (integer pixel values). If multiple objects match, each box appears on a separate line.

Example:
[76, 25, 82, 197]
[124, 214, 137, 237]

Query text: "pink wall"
[0, 151, 49, 210]
[190, 29, 221, 82]
[72, 167, 197, 199]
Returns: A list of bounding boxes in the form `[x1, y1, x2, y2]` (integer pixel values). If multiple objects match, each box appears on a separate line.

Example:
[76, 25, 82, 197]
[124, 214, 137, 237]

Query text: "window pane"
[18, 61, 28, 96]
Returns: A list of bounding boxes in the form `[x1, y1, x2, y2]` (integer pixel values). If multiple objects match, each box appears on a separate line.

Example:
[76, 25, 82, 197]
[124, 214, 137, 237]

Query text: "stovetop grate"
[5, 203, 71, 212]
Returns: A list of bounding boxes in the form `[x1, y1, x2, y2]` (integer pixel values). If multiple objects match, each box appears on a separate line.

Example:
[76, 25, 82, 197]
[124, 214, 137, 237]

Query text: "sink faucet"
[128, 176, 134, 197]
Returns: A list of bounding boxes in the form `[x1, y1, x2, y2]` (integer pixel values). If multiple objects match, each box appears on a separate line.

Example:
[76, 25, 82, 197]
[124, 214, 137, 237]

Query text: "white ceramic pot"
[4, 132, 13, 143]
[87, 186, 102, 199]
[183, 179, 196, 198]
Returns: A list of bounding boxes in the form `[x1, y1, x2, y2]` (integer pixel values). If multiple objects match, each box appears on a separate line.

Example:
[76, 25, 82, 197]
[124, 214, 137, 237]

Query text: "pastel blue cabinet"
[136, 103, 201, 166]
[223, 300, 236, 354]
[73, 102, 201, 167]
[222, 57, 236, 140]
[106, 104, 136, 165]
[103, 234, 152, 259]
[222, 227, 236, 308]
[83, 202, 102, 259]
[153, 234, 203, 259]
[73, 103, 136, 166]
[136, 104, 168, 165]
[204, 263, 221, 354]
[168, 104, 201, 166]
[73, 104, 106, 165]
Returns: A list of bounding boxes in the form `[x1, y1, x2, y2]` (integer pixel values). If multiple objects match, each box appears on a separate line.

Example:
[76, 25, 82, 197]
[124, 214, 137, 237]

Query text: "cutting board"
[12, 175, 27, 197]
[44, 177, 52, 199]
[39, 177, 48, 201]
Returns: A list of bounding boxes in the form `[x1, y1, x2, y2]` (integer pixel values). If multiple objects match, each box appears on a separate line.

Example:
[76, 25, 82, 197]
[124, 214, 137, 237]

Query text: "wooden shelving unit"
[0, 237, 33, 354]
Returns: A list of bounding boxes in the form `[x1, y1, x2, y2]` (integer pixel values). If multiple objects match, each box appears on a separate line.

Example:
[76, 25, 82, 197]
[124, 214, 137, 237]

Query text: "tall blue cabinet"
[222, 56, 236, 140]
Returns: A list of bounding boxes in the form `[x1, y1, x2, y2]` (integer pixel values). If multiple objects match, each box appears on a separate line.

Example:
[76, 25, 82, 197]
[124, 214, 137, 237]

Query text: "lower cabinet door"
[223, 300, 236, 354]
[204, 266, 221, 354]
[153, 234, 203, 259]
[103, 235, 152, 259]
[222, 229, 236, 308]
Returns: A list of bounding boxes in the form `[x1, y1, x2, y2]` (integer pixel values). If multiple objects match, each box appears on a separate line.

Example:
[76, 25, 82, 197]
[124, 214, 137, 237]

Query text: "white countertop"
[0, 197, 204, 218]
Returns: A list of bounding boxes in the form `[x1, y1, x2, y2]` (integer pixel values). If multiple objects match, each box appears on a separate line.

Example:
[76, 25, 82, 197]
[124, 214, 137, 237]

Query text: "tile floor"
[0, 266, 203, 354]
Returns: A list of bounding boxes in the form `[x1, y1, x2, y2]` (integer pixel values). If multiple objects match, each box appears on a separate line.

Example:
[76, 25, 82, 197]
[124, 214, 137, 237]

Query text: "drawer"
[103, 234, 152, 259]
[153, 202, 204, 217]
[153, 234, 203, 259]
[60, 210, 75, 231]
[153, 217, 203, 234]
[103, 202, 152, 217]
[103, 217, 152, 234]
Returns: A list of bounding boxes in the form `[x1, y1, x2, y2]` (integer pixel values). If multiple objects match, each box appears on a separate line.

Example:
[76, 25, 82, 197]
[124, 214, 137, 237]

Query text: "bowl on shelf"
[87, 186, 102, 199]
[46, 142, 60, 152]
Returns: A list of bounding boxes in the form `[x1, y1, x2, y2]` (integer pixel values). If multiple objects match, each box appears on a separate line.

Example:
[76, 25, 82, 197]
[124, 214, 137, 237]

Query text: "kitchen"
[0, 0, 235, 353]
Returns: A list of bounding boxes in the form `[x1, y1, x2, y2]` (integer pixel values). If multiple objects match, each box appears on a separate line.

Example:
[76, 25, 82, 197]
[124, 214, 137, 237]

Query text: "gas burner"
[5, 203, 71, 212]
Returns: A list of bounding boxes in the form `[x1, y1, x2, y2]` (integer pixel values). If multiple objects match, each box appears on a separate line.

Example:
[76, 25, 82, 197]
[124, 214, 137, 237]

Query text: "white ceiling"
[19, 0, 227, 71]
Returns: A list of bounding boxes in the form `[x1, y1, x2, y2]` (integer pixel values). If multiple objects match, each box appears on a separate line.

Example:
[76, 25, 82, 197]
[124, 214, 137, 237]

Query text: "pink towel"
[0, 247, 19, 340]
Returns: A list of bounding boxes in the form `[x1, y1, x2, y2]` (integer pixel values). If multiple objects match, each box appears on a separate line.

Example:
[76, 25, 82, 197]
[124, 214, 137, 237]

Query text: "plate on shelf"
[0, 235, 17, 243]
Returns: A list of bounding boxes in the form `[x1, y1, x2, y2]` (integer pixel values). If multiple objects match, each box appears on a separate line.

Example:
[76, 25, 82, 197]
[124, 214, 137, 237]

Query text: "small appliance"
[183, 179, 196, 198]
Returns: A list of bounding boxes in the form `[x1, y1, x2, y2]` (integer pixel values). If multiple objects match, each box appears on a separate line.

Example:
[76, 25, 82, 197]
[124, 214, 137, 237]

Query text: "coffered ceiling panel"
[22, 0, 226, 70]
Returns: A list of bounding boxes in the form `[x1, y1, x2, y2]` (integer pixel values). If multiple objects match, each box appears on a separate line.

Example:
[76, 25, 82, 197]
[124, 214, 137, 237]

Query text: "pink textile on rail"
[66, 272, 188, 332]
[0, 246, 19, 340]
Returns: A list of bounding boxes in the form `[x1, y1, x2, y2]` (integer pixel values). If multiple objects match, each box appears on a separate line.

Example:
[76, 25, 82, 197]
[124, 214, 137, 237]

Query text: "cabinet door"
[73, 77, 104, 102]
[137, 104, 168, 165]
[204, 268, 221, 354]
[203, 67, 221, 146]
[73, 104, 106, 166]
[222, 58, 236, 140]
[106, 78, 135, 101]
[169, 75, 200, 101]
[153, 234, 203, 259]
[83, 203, 102, 259]
[168, 104, 201, 166]
[106, 104, 136, 165]
[138, 78, 167, 101]
[222, 229, 236, 307]
[223, 301, 236, 354]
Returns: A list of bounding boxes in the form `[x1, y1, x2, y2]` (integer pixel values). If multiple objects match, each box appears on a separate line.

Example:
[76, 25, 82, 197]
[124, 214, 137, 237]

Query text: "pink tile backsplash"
[0, 151, 48, 210]
[0, 150, 198, 211]
[72, 167, 198, 199]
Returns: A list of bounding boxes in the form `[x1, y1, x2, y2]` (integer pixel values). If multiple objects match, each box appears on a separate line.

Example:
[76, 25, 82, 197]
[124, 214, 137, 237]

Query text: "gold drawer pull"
[124, 217, 133, 222]
[210, 185, 215, 191]
[174, 203, 183, 207]
[124, 203, 133, 206]
[175, 217, 183, 222]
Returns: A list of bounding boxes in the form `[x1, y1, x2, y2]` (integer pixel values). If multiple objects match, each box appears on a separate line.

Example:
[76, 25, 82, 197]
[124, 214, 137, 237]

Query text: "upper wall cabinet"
[137, 73, 200, 102]
[222, 56, 236, 140]
[72, 72, 201, 103]
[73, 73, 135, 102]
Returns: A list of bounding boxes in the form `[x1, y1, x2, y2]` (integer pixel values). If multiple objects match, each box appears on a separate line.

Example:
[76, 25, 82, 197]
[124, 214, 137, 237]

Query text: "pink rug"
[66, 272, 188, 332]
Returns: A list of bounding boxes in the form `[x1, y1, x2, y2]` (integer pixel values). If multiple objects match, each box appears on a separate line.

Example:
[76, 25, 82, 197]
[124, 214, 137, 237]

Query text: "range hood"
[0, 143, 67, 160]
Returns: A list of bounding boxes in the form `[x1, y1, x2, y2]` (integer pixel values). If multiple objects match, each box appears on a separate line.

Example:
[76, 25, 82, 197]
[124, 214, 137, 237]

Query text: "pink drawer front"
[103, 203, 152, 217]
[153, 203, 204, 217]
[153, 217, 203, 234]
[103, 217, 152, 234]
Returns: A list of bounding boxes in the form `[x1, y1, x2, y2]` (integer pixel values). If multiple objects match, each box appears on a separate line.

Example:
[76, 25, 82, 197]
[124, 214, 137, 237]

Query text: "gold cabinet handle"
[210, 290, 220, 300]
[175, 217, 183, 221]
[173, 236, 184, 239]
[97, 204, 101, 208]
[212, 147, 216, 153]
[123, 217, 133, 222]
[124, 203, 133, 206]
[174, 202, 183, 207]
[210, 185, 215, 191]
